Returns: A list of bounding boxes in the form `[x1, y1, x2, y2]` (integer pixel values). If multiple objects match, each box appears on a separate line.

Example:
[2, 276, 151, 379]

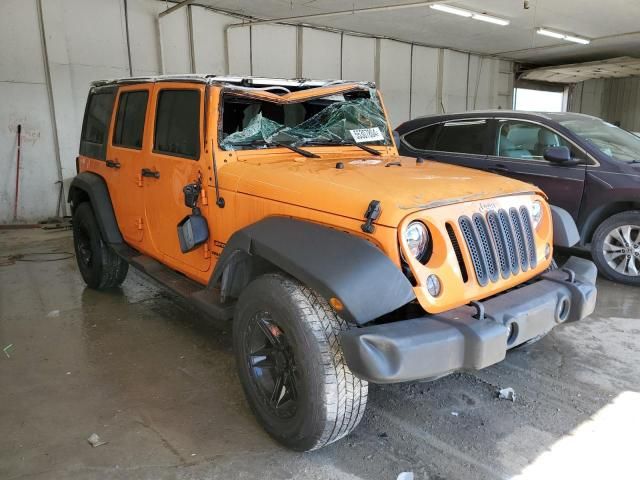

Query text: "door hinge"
[137, 173, 143, 187]
[200, 187, 209, 206]
[203, 242, 211, 259]
[136, 217, 143, 230]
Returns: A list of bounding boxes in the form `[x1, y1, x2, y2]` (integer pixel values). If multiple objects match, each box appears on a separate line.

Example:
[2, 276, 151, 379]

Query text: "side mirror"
[544, 146, 579, 165]
[177, 213, 209, 253]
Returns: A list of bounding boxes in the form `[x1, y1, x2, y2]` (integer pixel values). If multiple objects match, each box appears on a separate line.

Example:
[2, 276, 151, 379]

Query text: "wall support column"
[36, 0, 67, 217]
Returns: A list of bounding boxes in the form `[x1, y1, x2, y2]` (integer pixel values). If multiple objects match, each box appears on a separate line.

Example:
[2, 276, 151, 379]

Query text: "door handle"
[106, 159, 121, 169]
[141, 168, 160, 179]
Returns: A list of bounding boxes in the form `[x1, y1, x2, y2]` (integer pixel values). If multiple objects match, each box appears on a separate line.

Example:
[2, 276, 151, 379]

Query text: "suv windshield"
[219, 88, 391, 151]
[558, 116, 640, 163]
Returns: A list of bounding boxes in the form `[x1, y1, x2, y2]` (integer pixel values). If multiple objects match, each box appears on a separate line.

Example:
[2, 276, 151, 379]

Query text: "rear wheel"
[233, 273, 367, 451]
[72, 202, 128, 289]
[591, 211, 640, 286]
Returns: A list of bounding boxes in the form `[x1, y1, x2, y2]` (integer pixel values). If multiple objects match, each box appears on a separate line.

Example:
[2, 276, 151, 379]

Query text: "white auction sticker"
[349, 127, 384, 143]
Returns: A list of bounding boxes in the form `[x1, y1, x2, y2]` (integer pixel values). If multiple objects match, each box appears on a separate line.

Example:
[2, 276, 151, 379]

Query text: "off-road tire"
[72, 202, 128, 289]
[233, 273, 368, 451]
[591, 211, 640, 286]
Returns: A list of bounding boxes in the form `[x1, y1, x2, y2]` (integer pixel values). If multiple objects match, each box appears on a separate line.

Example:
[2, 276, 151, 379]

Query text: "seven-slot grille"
[458, 206, 537, 286]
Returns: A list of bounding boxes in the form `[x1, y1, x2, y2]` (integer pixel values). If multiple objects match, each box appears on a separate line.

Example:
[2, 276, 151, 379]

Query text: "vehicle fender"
[550, 205, 579, 248]
[68, 172, 123, 244]
[210, 217, 416, 325]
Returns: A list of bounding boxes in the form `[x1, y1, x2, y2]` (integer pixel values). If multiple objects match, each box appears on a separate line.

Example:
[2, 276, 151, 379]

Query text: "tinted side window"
[403, 124, 440, 150]
[435, 120, 490, 154]
[496, 120, 573, 161]
[80, 89, 116, 160]
[113, 91, 148, 149]
[154, 90, 200, 159]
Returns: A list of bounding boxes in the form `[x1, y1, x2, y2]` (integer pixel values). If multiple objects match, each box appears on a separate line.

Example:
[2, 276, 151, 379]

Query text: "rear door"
[104, 85, 151, 244]
[487, 119, 587, 219]
[141, 84, 211, 273]
[400, 118, 492, 169]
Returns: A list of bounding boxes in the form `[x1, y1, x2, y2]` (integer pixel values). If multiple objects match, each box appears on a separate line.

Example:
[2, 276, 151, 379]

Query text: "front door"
[486, 119, 587, 219]
[142, 84, 211, 273]
[105, 85, 151, 243]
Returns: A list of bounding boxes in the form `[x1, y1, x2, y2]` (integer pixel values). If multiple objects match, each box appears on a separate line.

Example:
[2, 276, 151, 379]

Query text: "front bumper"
[340, 256, 597, 384]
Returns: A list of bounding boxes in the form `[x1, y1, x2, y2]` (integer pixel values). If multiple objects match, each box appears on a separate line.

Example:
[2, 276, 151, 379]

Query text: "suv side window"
[496, 120, 575, 161]
[403, 124, 440, 150]
[435, 120, 490, 155]
[154, 89, 200, 159]
[80, 89, 116, 160]
[113, 91, 148, 149]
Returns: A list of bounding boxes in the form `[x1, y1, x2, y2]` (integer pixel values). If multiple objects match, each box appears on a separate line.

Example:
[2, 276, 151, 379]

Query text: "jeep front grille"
[458, 207, 537, 286]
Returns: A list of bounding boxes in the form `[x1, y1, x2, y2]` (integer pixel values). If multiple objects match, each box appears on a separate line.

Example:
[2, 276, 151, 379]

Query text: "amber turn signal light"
[329, 297, 344, 311]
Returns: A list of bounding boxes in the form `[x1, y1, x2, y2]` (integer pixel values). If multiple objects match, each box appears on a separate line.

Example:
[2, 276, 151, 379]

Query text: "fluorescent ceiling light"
[536, 28, 591, 44]
[472, 13, 510, 26]
[564, 35, 591, 45]
[430, 4, 509, 26]
[430, 4, 472, 17]
[537, 28, 565, 39]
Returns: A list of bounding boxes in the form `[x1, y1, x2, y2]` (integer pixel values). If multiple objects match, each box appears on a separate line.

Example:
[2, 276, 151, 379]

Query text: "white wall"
[0, 0, 514, 223]
[0, 0, 59, 222]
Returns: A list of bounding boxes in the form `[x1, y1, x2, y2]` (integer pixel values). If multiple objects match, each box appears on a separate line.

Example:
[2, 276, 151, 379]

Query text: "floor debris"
[498, 387, 516, 402]
[3, 344, 14, 358]
[46, 310, 60, 318]
[87, 433, 107, 447]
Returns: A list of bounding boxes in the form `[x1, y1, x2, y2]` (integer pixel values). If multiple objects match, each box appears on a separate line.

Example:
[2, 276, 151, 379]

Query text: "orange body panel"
[79, 82, 553, 314]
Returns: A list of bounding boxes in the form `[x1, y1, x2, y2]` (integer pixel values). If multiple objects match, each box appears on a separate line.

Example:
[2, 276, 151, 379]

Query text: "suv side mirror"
[544, 146, 579, 166]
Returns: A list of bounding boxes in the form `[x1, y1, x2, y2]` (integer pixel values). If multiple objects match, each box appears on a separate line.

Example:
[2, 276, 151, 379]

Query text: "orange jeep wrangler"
[69, 75, 597, 451]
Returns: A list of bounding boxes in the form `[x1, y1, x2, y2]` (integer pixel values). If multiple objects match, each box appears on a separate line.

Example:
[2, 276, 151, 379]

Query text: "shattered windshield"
[219, 88, 391, 151]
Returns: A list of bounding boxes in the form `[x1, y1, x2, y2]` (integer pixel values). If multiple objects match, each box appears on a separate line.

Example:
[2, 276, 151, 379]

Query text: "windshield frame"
[216, 84, 395, 154]
[557, 114, 640, 164]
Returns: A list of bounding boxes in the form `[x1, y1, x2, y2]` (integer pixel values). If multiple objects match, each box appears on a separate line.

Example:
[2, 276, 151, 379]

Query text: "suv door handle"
[141, 168, 160, 179]
[106, 159, 121, 169]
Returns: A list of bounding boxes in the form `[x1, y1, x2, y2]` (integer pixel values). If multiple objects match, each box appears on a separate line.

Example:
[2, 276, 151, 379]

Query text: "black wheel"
[72, 202, 128, 289]
[233, 273, 368, 451]
[591, 211, 640, 286]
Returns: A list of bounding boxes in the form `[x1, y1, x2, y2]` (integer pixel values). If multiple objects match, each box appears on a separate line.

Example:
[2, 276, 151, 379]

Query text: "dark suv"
[396, 111, 640, 285]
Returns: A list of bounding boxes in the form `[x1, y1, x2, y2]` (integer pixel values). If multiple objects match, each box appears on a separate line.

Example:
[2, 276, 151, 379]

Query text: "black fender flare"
[550, 205, 579, 248]
[210, 217, 416, 325]
[68, 172, 123, 244]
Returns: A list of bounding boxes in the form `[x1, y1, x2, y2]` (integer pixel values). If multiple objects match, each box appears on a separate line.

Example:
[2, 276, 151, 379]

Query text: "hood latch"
[361, 200, 382, 234]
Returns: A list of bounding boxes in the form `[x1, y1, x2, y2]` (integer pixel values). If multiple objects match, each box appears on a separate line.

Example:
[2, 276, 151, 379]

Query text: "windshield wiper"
[273, 141, 319, 158]
[303, 140, 382, 156]
[236, 139, 319, 158]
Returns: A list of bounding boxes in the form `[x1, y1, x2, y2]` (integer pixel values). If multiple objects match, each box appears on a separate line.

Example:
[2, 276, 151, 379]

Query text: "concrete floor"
[1, 228, 639, 480]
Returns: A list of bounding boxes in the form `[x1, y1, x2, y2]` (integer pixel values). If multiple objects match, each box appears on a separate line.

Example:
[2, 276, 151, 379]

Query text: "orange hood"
[230, 155, 541, 227]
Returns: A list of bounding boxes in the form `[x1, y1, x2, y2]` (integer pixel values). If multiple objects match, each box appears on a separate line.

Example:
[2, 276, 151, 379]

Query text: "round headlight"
[404, 221, 430, 261]
[531, 201, 543, 229]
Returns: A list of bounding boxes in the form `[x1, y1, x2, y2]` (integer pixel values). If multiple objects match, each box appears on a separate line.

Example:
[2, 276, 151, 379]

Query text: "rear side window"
[113, 91, 148, 149]
[403, 124, 440, 150]
[80, 89, 116, 160]
[154, 90, 200, 159]
[435, 120, 490, 155]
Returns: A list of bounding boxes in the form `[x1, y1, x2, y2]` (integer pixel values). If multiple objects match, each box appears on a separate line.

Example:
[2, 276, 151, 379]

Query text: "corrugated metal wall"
[568, 76, 640, 131]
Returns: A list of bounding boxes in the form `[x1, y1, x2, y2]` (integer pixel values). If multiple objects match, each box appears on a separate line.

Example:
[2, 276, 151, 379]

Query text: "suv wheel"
[591, 211, 640, 285]
[72, 202, 128, 289]
[233, 273, 368, 451]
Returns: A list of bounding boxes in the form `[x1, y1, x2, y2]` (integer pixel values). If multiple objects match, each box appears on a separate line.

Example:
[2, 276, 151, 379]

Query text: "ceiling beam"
[159, 0, 195, 18]
[226, 0, 456, 29]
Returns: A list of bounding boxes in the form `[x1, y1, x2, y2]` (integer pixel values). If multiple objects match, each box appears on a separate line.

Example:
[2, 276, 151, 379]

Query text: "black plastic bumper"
[340, 256, 598, 384]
